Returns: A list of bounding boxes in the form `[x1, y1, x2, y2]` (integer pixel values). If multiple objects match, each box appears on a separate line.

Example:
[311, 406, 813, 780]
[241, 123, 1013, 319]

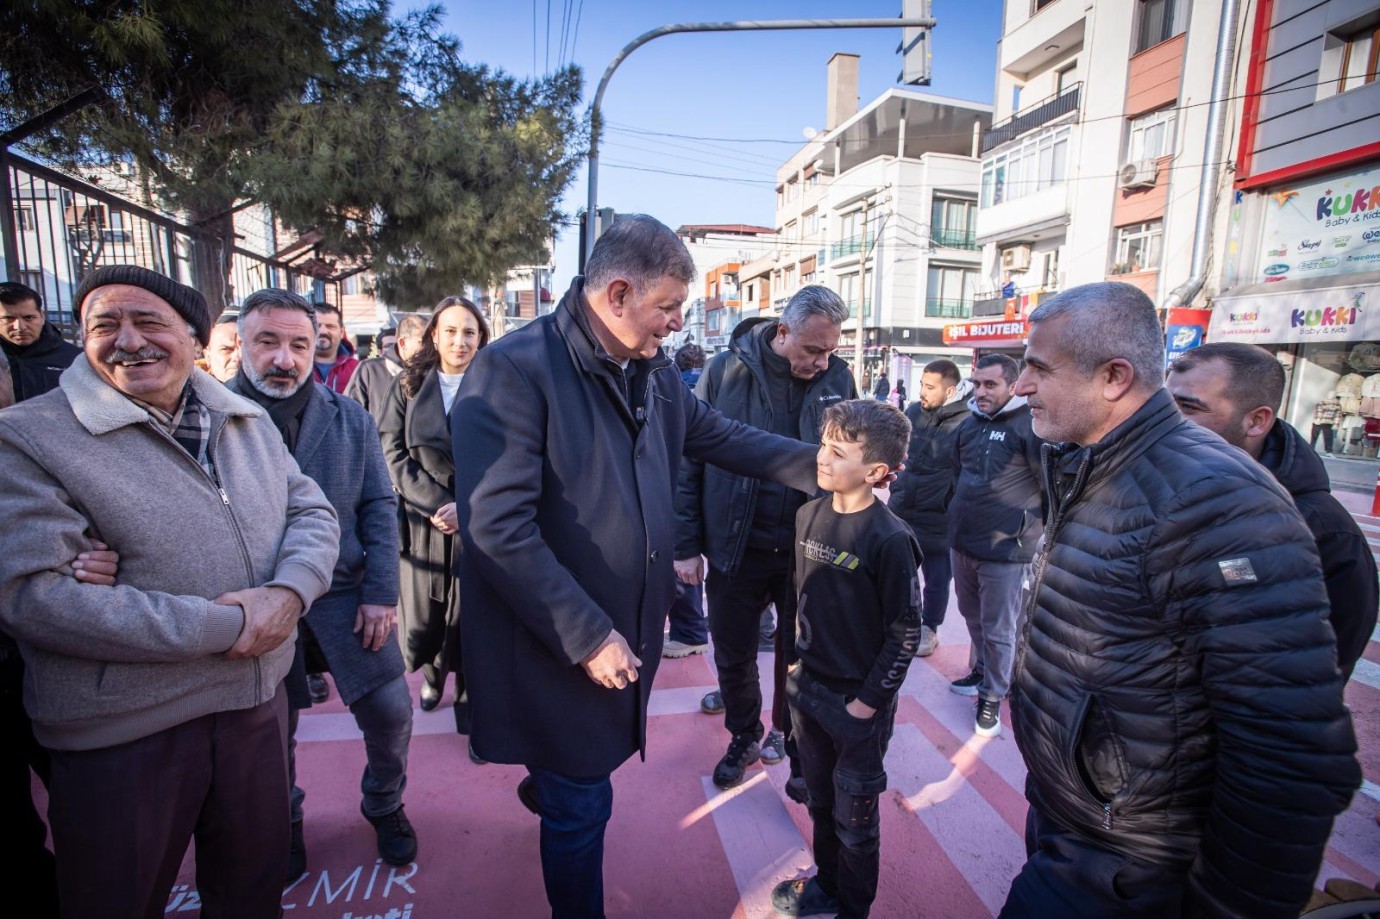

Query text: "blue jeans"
[787, 666, 897, 919]
[667, 579, 707, 644]
[288, 675, 413, 821]
[919, 549, 952, 630]
[528, 767, 614, 919]
[999, 807, 1186, 917]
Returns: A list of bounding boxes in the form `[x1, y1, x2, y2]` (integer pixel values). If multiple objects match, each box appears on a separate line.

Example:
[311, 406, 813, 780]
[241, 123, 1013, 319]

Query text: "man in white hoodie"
[946, 354, 1044, 738]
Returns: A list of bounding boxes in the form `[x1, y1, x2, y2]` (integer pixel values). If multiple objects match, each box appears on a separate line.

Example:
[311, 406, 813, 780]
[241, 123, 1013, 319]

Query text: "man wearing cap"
[0, 265, 340, 917]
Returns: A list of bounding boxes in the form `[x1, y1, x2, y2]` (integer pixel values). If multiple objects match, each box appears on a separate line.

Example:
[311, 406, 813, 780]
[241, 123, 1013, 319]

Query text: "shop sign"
[1257, 163, 1380, 282]
[1165, 308, 1213, 367]
[942, 319, 1028, 347]
[1209, 282, 1379, 344]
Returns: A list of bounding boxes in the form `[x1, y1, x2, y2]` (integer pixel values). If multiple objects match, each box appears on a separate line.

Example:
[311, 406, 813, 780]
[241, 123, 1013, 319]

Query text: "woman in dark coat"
[379, 296, 490, 716]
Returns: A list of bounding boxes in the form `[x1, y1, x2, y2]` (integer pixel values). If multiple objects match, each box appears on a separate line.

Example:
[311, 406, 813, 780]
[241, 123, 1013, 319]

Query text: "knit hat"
[73, 266, 214, 346]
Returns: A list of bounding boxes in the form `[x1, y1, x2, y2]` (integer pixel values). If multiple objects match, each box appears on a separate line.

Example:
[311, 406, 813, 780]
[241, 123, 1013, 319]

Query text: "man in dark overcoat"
[452, 215, 822, 918]
[228, 288, 415, 879]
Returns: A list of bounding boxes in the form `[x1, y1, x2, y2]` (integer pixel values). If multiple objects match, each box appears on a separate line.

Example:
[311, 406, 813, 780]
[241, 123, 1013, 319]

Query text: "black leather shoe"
[517, 776, 541, 816]
[467, 738, 487, 765]
[419, 681, 441, 712]
[286, 819, 306, 884]
[362, 805, 417, 866]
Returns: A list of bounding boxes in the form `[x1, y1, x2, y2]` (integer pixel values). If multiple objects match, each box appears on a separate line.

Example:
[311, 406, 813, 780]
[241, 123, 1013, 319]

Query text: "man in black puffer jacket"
[887, 359, 970, 657]
[675, 285, 856, 789]
[1167, 341, 1378, 681]
[1003, 283, 1359, 919]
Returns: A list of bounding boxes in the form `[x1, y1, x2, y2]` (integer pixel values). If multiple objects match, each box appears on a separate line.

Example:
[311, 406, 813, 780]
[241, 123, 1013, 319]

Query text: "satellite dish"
[802, 127, 818, 140]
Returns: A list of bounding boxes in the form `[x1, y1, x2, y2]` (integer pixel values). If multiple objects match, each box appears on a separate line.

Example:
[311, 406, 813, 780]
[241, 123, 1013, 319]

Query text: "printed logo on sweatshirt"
[801, 537, 860, 571]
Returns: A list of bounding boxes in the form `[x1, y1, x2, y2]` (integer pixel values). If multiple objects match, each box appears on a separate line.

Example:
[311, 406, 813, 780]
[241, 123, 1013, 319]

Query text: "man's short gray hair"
[781, 284, 848, 329]
[237, 288, 319, 339]
[1028, 282, 1164, 392]
[396, 312, 428, 340]
[583, 214, 697, 294]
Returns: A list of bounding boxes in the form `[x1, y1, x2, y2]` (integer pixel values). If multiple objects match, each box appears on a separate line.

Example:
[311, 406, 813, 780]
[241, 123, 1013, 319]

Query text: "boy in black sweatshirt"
[772, 399, 923, 919]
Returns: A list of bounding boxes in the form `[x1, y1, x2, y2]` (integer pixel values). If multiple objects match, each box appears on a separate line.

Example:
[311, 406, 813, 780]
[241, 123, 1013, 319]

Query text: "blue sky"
[415, 0, 1003, 293]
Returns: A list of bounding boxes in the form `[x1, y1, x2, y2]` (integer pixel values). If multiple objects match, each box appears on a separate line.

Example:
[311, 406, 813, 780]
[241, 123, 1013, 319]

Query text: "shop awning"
[1208, 271, 1380, 345]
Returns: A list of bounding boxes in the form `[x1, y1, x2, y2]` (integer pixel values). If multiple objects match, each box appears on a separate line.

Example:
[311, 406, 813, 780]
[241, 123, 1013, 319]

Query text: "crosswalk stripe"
[701, 773, 812, 918]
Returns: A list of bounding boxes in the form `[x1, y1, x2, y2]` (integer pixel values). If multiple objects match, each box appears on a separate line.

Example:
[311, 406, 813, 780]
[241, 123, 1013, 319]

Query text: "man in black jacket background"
[888, 359, 969, 657]
[0, 281, 80, 401]
[948, 354, 1043, 739]
[1167, 341, 1378, 681]
[1004, 282, 1359, 918]
[675, 285, 856, 790]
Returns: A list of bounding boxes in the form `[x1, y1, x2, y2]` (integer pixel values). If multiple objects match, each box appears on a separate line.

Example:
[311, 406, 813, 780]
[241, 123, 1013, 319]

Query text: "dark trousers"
[787, 667, 896, 919]
[528, 767, 614, 919]
[999, 807, 1187, 918]
[919, 549, 953, 630]
[47, 691, 290, 919]
[1, 663, 57, 918]
[1310, 422, 1336, 453]
[706, 548, 797, 739]
[667, 579, 708, 644]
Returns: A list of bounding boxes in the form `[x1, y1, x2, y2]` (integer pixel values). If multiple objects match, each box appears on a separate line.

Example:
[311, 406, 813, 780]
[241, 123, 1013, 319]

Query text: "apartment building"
[1208, 0, 1380, 453]
[773, 53, 993, 388]
[950, 0, 1243, 355]
[671, 223, 775, 352]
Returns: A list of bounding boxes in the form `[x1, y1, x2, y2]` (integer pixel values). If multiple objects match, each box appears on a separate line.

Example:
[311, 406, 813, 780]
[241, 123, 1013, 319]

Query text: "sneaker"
[285, 819, 306, 884]
[663, 639, 709, 659]
[917, 625, 939, 657]
[771, 877, 840, 917]
[700, 690, 725, 714]
[950, 669, 983, 697]
[784, 776, 810, 805]
[307, 672, 330, 704]
[362, 805, 417, 866]
[975, 698, 1001, 738]
[712, 731, 762, 789]
[517, 776, 541, 816]
[760, 728, 786, 765]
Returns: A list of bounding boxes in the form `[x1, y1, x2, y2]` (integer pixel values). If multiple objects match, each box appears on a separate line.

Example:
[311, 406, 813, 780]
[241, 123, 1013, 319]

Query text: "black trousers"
[999, 807, 1187, 918]
[706, 547, 797, 739]
[1, 658, 57, 918]
[1310, 422, 1335, 453]
[787, 666, 896, 919]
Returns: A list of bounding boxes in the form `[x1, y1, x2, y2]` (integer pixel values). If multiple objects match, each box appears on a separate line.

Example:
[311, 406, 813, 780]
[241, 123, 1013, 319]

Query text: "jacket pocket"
[1067, 693, 1129, 825]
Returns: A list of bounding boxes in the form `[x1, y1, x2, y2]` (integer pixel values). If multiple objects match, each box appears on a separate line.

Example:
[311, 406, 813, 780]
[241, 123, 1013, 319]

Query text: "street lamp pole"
[855, 205, 892, 392]
[583, 16, 936, 265]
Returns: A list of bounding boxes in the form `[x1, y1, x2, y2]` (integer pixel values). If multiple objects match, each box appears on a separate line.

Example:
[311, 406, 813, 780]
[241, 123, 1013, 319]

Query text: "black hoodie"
[1259, 419, 1378, 679]
[1, 322, 81, 402]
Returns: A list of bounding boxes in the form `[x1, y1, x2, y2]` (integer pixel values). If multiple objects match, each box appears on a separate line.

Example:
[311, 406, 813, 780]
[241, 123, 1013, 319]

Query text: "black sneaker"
[285, 819, 306, 884]
[950, 669, 983, 697]
[771, 877, 839, 916]
[362, 805, 417, 866]
[975, 698, 1002, 738]
[712, 731, 762, 789]
[784, 776, 809, 806]
[700, 690, 725, 715]
[307, 672, 330, 704]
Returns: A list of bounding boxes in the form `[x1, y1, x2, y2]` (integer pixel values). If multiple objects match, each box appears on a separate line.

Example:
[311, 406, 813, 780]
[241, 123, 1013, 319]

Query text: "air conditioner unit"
[1001, 245, 1032, 272]
[1118, 159, 1158, 190]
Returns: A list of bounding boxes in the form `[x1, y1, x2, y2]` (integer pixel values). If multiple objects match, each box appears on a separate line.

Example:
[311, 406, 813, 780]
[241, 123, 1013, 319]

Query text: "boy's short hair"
[821, 399, 911, 468]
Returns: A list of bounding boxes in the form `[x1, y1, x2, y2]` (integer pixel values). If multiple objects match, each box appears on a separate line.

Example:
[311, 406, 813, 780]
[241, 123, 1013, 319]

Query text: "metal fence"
[2, 152, 332, 332]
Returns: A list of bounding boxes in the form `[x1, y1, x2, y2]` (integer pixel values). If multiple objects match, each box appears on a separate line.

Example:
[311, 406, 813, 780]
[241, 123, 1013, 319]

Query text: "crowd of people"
[0, 211, 1375, 919]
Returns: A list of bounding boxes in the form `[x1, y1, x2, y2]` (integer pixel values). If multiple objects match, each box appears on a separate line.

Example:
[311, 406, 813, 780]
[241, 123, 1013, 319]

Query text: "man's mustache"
[105, 347, 168, 364]
[261, 366, 298, 381]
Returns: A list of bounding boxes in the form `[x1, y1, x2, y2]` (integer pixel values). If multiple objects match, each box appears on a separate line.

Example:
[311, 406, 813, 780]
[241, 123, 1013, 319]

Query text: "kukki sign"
[1256, 164, 1380, 284]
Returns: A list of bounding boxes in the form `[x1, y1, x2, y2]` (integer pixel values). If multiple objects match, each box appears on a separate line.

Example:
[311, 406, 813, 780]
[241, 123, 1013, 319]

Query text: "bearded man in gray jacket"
[0, 265, 339, 919]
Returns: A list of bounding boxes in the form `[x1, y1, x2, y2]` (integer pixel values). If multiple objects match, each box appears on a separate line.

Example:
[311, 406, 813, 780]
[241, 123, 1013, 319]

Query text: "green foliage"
[0, 1, 585, 306]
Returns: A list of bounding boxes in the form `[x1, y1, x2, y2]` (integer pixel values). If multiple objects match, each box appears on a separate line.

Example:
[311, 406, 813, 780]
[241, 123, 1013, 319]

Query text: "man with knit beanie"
[0, 265, 340, 918]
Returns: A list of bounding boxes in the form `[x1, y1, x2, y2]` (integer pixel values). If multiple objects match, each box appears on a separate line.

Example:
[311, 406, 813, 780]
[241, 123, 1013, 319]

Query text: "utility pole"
[854, 201, 892, 393]
[583, 16, 936, 263]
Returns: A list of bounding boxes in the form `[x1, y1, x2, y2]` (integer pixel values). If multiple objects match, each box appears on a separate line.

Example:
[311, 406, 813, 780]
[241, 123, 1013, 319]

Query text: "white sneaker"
[662, 639, 709, 659]
[917, 625, 939, 657]
[760, 728, 786, 765]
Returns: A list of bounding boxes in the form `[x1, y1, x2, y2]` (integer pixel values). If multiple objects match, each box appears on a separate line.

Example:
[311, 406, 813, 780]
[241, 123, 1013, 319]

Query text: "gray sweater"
[0, 356, 339, 750]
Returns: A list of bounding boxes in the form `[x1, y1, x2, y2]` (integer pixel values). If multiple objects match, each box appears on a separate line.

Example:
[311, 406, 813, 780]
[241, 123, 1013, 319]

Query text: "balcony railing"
[972, 296, 1008, 318]
[925, 298, 974, 319]
[829, 233, 873, 261]
[980, 82, 1081, 154]
[931, 228, 979, 250]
